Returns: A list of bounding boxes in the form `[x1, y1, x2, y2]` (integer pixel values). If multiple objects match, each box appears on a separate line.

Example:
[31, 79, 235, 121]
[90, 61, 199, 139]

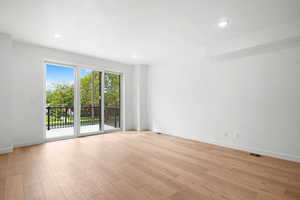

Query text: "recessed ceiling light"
[218, 19, 229, 28]
[132, 53, 137, 59]
[54, 33, 62, 39]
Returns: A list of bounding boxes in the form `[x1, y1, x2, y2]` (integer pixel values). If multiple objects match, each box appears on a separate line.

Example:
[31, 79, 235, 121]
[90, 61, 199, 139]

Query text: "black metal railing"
[104, 106, 121, 128]
[80, 106, 101, 126]
[46, 106, 120, 130]
[46, 106, 74, 130]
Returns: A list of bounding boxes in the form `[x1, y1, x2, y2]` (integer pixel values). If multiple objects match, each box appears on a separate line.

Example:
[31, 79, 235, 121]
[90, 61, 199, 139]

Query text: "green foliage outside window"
[47, 72, 120, 107]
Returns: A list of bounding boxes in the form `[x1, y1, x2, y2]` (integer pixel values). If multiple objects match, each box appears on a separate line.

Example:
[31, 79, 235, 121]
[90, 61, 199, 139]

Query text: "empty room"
[1, 0, 300, 199]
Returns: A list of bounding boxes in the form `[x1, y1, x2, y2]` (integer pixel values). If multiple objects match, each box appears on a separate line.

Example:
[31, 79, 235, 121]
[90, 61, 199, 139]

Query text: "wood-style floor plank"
[24, 183, 46, 200]
[5, 175, 24, 200]
[1, 131, 300, 200]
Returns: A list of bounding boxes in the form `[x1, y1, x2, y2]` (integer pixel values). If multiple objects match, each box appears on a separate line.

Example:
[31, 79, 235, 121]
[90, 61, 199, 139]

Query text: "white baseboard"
[14, 140, 44, 148]
[153, 129, 300, 163]
[202, 138, 300, 163]
[0, 145, 13, 154]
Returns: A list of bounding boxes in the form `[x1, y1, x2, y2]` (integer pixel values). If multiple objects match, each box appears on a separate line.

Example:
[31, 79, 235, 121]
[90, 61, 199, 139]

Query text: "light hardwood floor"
[1, 131, 300, 200]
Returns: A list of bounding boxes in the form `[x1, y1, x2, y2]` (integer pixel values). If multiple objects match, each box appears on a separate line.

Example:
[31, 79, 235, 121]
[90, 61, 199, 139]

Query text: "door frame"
[43, 59, 124, 142]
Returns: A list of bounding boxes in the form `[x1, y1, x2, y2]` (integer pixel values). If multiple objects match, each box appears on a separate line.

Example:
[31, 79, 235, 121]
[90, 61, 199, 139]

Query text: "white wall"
[148, 37, 300, 162]
[0, 33, 13, 153]
[11, 41, 136, 147]
[134, 65, 149, 131]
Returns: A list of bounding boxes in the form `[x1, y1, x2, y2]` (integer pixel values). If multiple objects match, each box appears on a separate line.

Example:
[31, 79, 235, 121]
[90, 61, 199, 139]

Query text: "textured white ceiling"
[1, 0, 300, 64]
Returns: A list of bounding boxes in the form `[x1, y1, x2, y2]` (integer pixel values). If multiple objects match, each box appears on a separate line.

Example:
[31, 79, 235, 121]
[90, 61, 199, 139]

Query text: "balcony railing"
[46, 106, 120, 130]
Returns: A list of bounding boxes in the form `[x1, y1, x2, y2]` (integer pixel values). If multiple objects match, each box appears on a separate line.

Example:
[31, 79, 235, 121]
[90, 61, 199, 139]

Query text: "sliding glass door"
[104, 73, 121, 130]
[45, 63, 122, 140]
[45, 64, 75, 139]
[79, 69, 102, 135]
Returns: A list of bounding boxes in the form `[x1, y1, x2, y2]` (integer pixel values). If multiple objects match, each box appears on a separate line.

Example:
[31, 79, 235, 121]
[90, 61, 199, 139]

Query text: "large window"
[45, 62, 122, 140]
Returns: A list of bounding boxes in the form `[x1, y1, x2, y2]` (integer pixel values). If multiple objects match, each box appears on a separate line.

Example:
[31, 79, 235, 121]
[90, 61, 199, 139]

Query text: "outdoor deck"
[46, 106, 120, 139]
[46, 124, 116, 138]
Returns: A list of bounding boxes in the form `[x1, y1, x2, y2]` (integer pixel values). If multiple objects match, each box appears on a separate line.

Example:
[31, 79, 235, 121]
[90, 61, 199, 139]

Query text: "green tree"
[104, 73, 120, 107]
[47, 72, 120, 107]
[80, 72, 101, 106]
[47, 83, 74, 107]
